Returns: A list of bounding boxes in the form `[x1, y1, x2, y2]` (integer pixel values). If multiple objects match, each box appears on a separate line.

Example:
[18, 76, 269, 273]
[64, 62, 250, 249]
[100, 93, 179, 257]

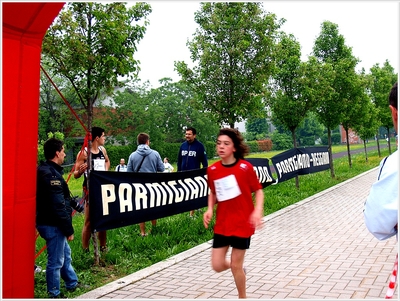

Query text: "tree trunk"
[86, 101, 99, 265]
[376, 130, 381, 157]
[327, 128, 335, 178]
[345, 128, 352, 168]
[291, 129, 299, 189]
[363, 139, 368, 162]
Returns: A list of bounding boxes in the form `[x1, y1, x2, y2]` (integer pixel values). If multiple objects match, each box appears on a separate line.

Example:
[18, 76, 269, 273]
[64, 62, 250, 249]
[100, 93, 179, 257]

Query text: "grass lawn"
[34, 140, 395, 298]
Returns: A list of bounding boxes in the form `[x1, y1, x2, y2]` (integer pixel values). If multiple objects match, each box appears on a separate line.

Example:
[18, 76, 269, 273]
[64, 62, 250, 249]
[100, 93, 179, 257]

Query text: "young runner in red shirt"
[203, 128, 264, 299]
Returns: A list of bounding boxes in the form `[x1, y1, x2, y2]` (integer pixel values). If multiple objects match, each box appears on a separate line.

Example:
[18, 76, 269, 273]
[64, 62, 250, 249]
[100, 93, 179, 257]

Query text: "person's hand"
[75, 163, 87, 178]
[203, 209, 213, 229]
[249, 209, 263, 230]
[78, 163, 87, 174]
[67, 234, 74, 241]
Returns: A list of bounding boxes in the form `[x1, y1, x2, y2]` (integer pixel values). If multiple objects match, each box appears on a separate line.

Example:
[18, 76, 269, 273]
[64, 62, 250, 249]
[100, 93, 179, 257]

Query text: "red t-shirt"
[207, 159, 262, 238]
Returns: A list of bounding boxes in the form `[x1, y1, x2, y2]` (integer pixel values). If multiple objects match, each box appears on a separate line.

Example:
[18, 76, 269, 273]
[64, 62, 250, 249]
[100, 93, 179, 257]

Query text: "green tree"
[353, 100, 380, 162]
[368, 61, 398, 155]
[41, 2, 152, 264]
[267, 33, 317, 188]
[296, 112, 325, 146]
[245, 115, 269, 141]
[312, 21, 358, 177]
[175, 2, 282, 128]
[105, 79, 164, 146]
[42, 2, 152, 138]
[39, 68, 84, 142]
[148, 78, 219, 143]
[104, 78, 219, 148]
[337, 64, 369, 168]
[267, 33, 318, 147]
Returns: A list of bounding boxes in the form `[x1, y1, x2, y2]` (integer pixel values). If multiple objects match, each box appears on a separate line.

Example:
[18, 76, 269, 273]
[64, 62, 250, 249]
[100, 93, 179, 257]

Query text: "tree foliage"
[39, 68, 85, 142]
[42, 2, 152, 129]
[312, 21, 359, 177]
[103, 79, 219, 147]
[175, 2, 283, 128]
[368, 60, 398, 154]
[337, 68, 370, 167]
[267, 33, 317, 151]
[245, 115, 269, 141]
[296, 112, 325, 146]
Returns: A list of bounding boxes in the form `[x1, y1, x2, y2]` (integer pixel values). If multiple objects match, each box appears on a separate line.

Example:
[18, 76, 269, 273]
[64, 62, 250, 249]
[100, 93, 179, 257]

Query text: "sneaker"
[34, 265, 42, 274]
[67, 282, 90, 292]
[100, 246, 108, 253]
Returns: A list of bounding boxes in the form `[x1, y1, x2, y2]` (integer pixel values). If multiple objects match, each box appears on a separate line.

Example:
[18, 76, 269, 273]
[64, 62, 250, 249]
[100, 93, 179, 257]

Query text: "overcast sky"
[133, 1, 399, 88]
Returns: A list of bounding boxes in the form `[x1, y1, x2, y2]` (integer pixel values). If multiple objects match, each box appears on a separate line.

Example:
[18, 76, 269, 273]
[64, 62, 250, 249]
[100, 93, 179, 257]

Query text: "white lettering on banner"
[101, 184, 116, 215]
[132, 183, 148, 209]
[310, 152, 329, 166]
[168, 181, 184, 203]
[160, 182, 174, 205]
[254, 166, 273, 184]
[275, 154, 311, 178]
[178, 179, 190, 201]
[100, 176, 210, 215]
[119, 183, 132, 213]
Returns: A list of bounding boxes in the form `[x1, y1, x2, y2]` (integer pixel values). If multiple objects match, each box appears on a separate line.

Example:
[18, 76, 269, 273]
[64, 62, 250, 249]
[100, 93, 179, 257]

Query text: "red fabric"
[2, 3, 64, 298]
[207, 159, 262, 237]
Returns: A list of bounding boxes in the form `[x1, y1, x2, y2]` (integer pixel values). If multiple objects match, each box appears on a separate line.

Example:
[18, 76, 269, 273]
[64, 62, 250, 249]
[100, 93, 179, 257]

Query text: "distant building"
[340, 125, 361, 144]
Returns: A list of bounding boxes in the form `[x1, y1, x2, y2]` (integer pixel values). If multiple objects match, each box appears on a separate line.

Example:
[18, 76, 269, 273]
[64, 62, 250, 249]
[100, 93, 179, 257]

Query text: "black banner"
[271, 146, 330, 183]
[244, 158, 275, 188]
[89, 158, 275, 232]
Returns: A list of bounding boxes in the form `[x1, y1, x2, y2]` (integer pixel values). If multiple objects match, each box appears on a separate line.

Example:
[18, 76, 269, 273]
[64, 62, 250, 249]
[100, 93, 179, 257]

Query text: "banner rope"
[385, 253, 398, 299]
[35, 66, 91, 260]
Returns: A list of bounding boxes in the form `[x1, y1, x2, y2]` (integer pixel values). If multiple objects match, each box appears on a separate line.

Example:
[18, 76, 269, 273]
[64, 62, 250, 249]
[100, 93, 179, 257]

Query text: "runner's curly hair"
[218, 128, 249, 159]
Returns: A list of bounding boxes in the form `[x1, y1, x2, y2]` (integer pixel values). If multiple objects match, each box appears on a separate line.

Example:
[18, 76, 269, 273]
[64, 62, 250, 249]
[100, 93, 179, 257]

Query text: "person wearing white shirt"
[115, 158, 128, 172]
[163, 157, 174, 173]
[364, 82, 398, 241]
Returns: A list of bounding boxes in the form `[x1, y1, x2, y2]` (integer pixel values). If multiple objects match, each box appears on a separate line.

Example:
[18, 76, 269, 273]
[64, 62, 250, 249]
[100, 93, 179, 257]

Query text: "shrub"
[321, 132, 342, 145]
[271, 132, 292, 150]
[105, 145, 134, 168]
[204, 141, 217, 159]
[257, 139, 273, 151]
[246, 141, 259, 153]
[299, 136, 315, 147]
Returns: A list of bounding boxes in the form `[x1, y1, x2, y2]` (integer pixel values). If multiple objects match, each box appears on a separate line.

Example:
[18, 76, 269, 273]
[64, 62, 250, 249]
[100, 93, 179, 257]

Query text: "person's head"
[164, 157, 169, 163]
[389, 82, 398, 132]
[44, 138, 66, 165]
[137, 133, 150, 145]
[216, 128, 249, 161]
[119, 158, 125, 165]
[92, 126, 106, 145]
[185, 127, 197, 143]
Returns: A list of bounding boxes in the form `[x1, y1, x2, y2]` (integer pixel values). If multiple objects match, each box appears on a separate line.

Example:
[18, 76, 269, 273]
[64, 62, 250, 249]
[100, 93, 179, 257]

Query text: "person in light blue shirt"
[364, 82, 398, 241]
[115, 158, 128, 172]
[127, 133, 164, 236]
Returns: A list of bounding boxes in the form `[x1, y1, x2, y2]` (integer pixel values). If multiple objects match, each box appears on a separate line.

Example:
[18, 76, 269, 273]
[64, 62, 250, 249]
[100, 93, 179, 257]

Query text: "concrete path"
[79, 168, 398, 299]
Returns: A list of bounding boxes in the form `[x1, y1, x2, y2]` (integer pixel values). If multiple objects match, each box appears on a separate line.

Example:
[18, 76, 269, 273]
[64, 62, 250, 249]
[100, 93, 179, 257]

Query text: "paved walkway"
[79, 168, 398, 299]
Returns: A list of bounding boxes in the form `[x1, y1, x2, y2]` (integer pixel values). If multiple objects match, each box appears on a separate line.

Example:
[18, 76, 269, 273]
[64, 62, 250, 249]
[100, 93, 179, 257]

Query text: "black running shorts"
[212, 233, 251, 250]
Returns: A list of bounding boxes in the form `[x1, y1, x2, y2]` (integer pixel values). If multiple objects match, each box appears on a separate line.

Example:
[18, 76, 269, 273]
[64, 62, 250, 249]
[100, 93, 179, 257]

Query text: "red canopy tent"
[2, 3, 64, 298]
